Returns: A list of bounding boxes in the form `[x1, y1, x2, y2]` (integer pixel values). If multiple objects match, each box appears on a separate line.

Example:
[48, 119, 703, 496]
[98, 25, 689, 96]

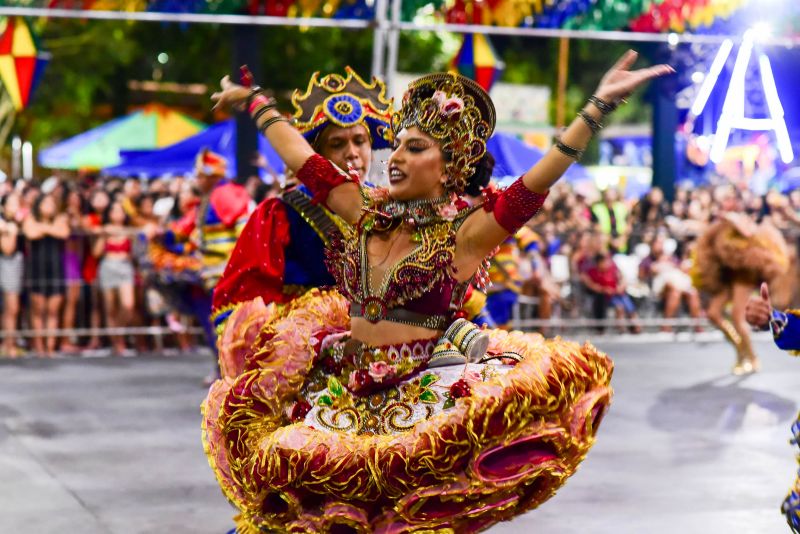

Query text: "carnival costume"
[692, 216, 789, 359]
[203, 73, 613, 533]
[766, 309, 800, 532]
[211, 68, 394, 331]
[159, 150, 250, 345]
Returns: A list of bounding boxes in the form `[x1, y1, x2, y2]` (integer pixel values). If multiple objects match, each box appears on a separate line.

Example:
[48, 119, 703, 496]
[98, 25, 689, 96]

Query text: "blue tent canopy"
[103, 119, 285, 178]
[488, 131, 590, 185]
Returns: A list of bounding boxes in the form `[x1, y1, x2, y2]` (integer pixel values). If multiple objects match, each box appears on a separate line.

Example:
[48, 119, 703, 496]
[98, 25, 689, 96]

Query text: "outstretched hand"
[211, 75, 250, 112]
[745, 282, 773, 329]
[595, 50, 675, 104]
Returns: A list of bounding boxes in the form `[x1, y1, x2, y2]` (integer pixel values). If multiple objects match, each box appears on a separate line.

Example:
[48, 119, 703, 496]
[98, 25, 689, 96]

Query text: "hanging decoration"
[0, 0, 797, 34]
[0, 17, 49, 110]
[450, 33, 503, 92]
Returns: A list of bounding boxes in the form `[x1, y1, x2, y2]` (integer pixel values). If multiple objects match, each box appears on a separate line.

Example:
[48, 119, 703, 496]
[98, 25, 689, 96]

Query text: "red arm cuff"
[295, 154, 355, 207]
[483, 177, 548, 234]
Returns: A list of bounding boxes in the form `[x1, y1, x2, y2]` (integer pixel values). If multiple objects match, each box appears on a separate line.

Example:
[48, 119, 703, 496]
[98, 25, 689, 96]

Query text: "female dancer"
[205, 51, 671, 533]
[693, 187, 789, 374]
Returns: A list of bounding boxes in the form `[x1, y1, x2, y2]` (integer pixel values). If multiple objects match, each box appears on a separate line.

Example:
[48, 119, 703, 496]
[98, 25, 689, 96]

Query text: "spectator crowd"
[1, 172, 799, 358]
[0, 173, 272, 357]
[488, 181, 800, 333]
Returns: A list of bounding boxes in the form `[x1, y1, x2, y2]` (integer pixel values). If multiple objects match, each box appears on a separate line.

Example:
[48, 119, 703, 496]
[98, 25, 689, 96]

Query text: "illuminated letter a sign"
[692, 30, 794, 164]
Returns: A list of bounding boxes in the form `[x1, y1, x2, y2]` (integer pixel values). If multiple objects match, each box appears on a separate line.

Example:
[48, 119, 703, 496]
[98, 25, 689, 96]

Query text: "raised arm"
[211, 76, 362, 224]
[456, 51, 673, 276]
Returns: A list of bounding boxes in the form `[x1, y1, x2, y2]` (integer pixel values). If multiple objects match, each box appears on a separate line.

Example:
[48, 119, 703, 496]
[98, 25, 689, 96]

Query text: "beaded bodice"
[326, 192, 480, 328]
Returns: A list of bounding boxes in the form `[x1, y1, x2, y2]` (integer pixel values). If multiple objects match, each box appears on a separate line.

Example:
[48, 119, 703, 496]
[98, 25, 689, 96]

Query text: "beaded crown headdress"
[291, 67, 394, 150]
[392, 72, 496, 192]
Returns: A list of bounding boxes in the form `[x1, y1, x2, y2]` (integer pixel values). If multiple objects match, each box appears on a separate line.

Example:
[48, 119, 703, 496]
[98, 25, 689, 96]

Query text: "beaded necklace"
[361, 195, 452, 234]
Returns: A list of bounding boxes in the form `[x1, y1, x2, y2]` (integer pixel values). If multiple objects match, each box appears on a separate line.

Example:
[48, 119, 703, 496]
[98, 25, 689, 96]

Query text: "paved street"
[0, 337, 796, 533]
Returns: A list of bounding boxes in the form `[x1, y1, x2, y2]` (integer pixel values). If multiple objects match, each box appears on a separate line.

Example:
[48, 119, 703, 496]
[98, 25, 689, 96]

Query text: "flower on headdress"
[438, 202, 459, 221]
[441, 97, 465, 118]
[368, 361, 397, 383]
[431, 90, 447, 107]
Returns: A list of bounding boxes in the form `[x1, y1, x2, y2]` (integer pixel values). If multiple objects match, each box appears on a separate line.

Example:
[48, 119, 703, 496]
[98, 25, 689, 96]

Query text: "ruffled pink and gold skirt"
[692, 219, 789, 294]
[203, 289, 613, 533]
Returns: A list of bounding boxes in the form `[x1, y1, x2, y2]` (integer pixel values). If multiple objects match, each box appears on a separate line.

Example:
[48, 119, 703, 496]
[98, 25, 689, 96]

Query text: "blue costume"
[769, 308, 800, 533]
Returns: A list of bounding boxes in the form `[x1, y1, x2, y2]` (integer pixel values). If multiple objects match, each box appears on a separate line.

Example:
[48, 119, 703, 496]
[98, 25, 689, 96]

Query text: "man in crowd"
[158, 149, 250, 360]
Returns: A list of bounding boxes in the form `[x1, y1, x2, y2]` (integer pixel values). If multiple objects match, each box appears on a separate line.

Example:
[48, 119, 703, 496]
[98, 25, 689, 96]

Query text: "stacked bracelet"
[588, 95, 618, 115]
[553, 135, 584, 161]
[245, 86, 265, 111]
[259, 115, 289, 134]
[578, 109, 603, 134]
[252, 100, 277, 123]
[248, 94, 271, 115]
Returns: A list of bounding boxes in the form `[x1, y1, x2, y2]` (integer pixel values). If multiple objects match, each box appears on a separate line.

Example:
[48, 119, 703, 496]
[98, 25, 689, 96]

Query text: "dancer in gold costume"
[204, 51, 672, 533]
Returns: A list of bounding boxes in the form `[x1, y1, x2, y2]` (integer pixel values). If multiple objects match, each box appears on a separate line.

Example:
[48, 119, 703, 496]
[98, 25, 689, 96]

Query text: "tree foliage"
[15, 17, 648, 155]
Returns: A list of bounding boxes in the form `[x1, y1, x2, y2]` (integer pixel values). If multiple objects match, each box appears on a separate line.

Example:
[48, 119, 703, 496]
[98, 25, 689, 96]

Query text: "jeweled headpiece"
[291, 67, 394, 150]
[392, 72, 496, 192]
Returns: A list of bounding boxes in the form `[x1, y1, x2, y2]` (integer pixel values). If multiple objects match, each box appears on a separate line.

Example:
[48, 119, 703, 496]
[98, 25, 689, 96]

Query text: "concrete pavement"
[0, 338, 796, 533]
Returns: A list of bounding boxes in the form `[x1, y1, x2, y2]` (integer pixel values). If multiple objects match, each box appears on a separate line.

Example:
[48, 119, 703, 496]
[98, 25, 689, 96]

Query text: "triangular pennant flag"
[0, 55, 21, 108]
[11, 20, 35, 58]
[0, 19, 15, 56]
[29, 54, 50, 105]
[14, 56, 36, 108]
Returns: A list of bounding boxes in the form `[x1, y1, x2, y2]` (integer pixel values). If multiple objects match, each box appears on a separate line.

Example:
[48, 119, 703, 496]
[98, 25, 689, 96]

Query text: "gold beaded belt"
[350, 301, 448, 330]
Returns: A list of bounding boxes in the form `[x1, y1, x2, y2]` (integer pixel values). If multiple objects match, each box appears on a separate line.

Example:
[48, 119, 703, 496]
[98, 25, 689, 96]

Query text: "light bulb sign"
[691, 30, 794, 165]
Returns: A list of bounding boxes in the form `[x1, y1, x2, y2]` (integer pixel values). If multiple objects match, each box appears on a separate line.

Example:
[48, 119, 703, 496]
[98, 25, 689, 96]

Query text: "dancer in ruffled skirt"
[204, 51, 672, 533]
[693, 202, 789, 374]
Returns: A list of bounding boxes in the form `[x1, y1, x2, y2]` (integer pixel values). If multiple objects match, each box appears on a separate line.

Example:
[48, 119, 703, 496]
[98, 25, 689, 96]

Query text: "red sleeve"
[295, 154, 354, 206]
[210, 183, 251, 227]
[483, 177, 548, 234]
[212, 198, 292, 312]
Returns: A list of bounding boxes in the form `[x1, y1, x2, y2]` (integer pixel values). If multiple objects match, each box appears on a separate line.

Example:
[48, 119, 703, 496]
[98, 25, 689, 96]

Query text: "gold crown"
[392, 72, 496, 192]
[291, 67, 394, 150]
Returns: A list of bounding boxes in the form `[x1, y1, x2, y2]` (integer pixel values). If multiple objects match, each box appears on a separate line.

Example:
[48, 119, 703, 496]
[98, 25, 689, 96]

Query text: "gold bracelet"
[553, 135, 584, 161]
[588, 95, 617, 115]
[578, 109, 603, 134]
[259, 115, 289, 134]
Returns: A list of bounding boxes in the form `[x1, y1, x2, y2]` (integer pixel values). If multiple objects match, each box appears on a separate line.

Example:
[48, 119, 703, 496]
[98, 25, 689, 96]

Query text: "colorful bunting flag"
[0, 18, 48, 110]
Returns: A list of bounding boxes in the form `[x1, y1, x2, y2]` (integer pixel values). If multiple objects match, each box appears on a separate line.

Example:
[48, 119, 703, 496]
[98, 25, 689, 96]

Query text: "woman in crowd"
[23, 192, 69, 356]
[61, 186, 85, 353]
[202, 51, 669, 532]
[92, 199, 136, 356]
[82, 189, 110, 351]
[0, 191, 25, 357]
[639, 233, 702, 332]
